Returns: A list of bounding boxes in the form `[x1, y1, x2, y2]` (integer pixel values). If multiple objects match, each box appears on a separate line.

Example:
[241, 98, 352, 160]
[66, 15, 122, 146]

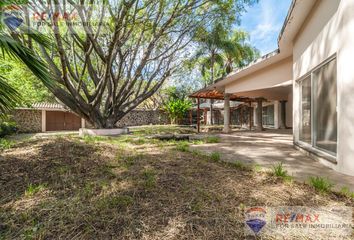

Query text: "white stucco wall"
[293, 0, 354, 176]
[225, 57, 293, 94]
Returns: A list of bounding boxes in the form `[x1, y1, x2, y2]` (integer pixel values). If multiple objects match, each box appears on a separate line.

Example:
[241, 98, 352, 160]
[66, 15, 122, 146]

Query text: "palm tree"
[222, 30, 260, 75]
[194, 25, 259, 125]
[195, 23, 228, 87]
[194, 24, 229, 125]
[0, 1, 53, 116]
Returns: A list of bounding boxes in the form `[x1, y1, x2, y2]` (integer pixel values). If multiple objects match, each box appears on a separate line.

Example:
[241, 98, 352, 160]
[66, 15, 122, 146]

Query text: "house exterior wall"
[293, 0, 354, 175]
[225, 57, 293, 94]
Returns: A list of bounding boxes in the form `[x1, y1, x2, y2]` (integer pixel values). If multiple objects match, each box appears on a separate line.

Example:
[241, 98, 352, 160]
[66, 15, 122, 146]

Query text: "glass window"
[299, 76, 312, 143]
[313, 58, 337, 154]
[262, 105, 274, 126]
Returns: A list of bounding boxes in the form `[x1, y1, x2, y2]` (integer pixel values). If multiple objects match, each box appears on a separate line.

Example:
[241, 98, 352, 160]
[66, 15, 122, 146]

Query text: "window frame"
[296, 54, 338, 157]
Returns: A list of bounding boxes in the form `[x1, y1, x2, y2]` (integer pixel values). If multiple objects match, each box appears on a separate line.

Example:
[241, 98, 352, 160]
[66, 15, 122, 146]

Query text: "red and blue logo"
[1, 5, 23, 30]
[245, 207, 267, 234]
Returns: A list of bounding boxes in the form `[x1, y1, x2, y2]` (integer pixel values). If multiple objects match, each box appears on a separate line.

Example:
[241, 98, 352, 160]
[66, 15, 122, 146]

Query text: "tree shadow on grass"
[0, 137, 352, 239]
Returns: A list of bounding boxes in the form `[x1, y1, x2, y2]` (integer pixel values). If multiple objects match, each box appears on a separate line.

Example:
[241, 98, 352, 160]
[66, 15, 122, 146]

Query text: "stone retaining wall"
[12, 109, 170, 132]
[115, 110, 169, 127]
[12, 109, 42, 133]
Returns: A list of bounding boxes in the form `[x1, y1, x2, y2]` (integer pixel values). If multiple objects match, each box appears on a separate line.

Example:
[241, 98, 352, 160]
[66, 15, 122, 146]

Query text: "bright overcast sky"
[239, 0, 292, 55]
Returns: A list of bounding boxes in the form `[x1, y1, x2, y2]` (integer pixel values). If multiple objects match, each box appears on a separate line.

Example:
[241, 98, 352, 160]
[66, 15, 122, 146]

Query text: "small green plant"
[230, 161, 249, 171]
[271, 163, 292, 181]
[340, 186, 354, 199]
[25, 184, 46, 197]
[309, 176, 334, 193]
[142, 169, 157, 189]
[176, 141, 189, 152]
[0, 138, 13, 150]
[205, 136, 220, 143]
[253, 164, 262, 172]
[210, 152, 221, 162]
[272, 163, 287, 177]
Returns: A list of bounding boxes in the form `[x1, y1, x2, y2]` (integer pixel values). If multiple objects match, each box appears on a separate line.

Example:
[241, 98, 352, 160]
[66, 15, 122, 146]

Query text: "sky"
[239, 0, 293, 55]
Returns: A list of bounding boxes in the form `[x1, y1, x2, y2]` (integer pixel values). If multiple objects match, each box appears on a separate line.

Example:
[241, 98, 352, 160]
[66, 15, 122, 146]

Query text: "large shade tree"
[7, 0, 257, 128]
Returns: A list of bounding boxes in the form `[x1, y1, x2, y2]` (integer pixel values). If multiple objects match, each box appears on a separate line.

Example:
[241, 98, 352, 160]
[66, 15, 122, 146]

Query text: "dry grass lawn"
[0, 127, 353, 239]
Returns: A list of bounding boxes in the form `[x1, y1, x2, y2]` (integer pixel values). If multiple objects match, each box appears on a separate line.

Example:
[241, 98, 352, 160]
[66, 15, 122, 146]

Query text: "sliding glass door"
[313, 58, 337, 154]
[298, 57, 337, 156]
[299, 76, 311, 144]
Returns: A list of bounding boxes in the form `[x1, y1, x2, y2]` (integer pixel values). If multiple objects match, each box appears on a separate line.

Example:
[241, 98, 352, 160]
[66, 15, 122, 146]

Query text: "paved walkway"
[191, 129, 354, 192]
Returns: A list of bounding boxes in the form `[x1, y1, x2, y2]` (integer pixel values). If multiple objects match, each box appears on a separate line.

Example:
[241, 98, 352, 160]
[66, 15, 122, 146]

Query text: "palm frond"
[0, 33, 55, 88]
[0, 76, 21, 115]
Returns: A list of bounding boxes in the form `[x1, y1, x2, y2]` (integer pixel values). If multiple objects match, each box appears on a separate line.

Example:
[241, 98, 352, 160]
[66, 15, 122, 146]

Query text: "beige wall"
[293, 0, 354, 176]
[225, 57, 293, 95]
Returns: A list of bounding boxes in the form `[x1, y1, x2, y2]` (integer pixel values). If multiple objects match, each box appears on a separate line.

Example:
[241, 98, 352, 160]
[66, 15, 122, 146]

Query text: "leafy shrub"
[309, 177, 334, 193]
[164, 99, 191, 124]
[230, 161, 249, 171]
[0, 121, 17, 137]
[0, 138, 13, 150]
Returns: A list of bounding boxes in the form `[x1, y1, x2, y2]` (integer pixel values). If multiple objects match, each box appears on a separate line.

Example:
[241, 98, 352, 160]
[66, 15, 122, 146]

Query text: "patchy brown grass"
[0, 133, 353, 239]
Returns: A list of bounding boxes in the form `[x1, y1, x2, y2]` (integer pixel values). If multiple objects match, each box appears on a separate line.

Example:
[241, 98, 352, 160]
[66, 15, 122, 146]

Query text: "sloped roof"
[17, 102, 70, 111]
[31, 102, 67, 110]
[189, 88, 253, 102]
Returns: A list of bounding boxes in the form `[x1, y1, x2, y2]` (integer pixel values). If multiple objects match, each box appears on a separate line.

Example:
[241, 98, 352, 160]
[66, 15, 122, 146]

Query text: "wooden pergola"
[189, 89, 253, 102]
[189, 88, 256, 133]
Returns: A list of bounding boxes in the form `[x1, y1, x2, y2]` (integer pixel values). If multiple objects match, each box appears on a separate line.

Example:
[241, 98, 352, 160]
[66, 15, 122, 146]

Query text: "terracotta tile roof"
[31, 102, 67, 110]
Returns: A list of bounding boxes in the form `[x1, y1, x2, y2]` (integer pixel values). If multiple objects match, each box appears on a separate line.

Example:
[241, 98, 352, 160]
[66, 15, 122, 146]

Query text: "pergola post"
[240, 106, 244, 128]
[197, 98, 200, 133]
[223, 93, 231, 133]
[249, 102, 252, 130]
[279, 100, 287, 129]
[256, 98, 264, 131]
[189, 110, 193, 125]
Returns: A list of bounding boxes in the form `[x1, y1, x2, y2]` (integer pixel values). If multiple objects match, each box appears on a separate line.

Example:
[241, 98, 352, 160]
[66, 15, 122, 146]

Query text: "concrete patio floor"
[191, 129, 354, 192]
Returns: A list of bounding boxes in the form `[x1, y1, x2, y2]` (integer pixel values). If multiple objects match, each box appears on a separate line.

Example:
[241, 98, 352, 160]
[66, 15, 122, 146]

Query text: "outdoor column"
[249, 102, 252, 130]
[223, 94, 231, 133]
[274, 101, 280, 129]
[253, 105, 257, 127]
[279, 100, 287, 129]
[41, 110, 46, 132]
[256, 98, 264, 131]
[197, 98, 200, 133]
